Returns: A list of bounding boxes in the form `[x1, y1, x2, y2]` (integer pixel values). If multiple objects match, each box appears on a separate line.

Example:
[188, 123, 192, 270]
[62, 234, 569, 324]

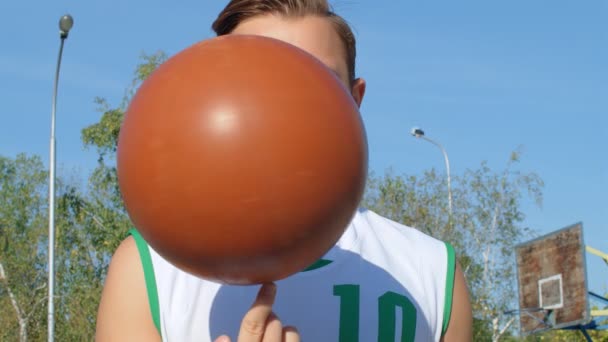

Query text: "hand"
[214, 283, 300, 342]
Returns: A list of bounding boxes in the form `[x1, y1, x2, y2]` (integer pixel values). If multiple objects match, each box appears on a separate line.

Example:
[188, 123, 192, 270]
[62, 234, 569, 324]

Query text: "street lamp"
[48, 13, 73, 342]
[410, 127, 453, 217]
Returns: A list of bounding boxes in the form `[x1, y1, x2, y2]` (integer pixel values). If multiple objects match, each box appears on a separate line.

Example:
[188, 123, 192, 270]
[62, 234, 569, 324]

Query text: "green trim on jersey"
[129, 229, 161, 335]
[302, 258, 333, 272]
[442, 242, 456, 336]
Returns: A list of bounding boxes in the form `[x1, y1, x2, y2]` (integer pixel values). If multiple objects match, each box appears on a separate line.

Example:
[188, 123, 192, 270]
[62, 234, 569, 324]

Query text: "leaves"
[81, 106, 124, 160]
[0, 51, 167, 340]
[0, 154, 48, 341]
[81, 51, 168, 161]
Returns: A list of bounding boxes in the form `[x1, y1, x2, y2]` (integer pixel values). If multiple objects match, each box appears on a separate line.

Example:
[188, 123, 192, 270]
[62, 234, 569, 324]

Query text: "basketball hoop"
[514, 223, 592, 334]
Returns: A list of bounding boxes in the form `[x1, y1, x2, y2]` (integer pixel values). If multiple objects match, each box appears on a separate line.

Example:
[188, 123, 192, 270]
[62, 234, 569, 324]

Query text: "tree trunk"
[493, 316, 515, 342]
[0, 262, 28, 342]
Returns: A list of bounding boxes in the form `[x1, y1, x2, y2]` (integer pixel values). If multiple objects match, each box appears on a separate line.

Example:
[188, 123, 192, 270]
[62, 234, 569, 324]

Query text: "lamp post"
[410, 127, 453, 217]
[48, 14, 73, 342]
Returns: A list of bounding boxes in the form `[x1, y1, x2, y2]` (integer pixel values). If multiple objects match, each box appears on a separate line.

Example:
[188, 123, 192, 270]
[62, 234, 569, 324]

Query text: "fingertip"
[264, 311, 284, 339]
[284, 326, 298, 333]
[214, 335, 231, 342]
[261, 282, 277, 297]
[283, 326, 300, 341]
[267, 311, 279, 322]
[255, 282, 277, 305]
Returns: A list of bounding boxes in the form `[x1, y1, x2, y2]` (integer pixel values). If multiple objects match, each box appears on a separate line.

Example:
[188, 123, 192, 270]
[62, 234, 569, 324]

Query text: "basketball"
[116, 35, 368, 285]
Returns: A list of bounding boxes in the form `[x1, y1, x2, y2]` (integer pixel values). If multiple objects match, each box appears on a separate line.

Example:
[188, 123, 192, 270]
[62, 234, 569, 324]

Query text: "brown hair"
[212, 0, 357, 83]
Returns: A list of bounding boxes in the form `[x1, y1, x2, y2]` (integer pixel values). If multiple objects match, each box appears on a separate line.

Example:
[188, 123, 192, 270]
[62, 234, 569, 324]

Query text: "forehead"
[231, 15, 348, 81]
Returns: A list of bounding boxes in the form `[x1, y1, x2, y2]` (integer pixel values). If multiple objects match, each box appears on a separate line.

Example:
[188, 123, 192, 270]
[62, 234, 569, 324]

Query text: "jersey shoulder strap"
[441, 242, 456, 337]
[128, 229, 161, 335]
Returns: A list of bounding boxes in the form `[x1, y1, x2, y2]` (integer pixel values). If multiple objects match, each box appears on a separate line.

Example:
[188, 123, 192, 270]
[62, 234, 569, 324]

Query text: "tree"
[0, 153, 105, 340]
[0, 154, 49, 341]
[80, 51, 168, 256]
[362, 148, 544, 341]
[43, 51, 172, 340]
[0, 51, 168, 341]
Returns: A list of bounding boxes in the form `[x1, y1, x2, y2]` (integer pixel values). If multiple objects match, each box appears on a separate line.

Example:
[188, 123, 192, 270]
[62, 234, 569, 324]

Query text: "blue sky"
[1, 1, 606, 298]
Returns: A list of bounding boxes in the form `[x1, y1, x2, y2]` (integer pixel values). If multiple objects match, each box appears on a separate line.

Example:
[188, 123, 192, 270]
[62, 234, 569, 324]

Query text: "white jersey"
[131, 208, 456, 342]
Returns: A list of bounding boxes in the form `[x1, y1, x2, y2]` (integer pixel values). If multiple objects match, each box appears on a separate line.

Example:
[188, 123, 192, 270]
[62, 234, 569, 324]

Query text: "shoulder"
[353, 208, 448, 251]
[95, 236, 161, 341]
[353, 209, 472, 340]
[350, 208, 455, 296]
[441, 261, 473, 341]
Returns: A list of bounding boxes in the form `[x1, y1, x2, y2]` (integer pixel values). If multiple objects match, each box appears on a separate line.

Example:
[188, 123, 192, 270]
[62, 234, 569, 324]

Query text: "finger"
[238, 283, 277, 342]
[215, 336, 231, 342]
[261, 312, 282, 342]
[283, 327, 300, 342]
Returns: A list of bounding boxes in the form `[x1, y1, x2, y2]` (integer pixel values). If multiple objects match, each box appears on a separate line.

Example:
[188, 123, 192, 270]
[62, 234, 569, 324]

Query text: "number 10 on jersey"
[333, 284, 416, 342]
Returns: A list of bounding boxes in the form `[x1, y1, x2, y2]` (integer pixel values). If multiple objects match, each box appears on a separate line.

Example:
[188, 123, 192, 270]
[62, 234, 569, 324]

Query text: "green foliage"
[79, 50, 169, 250]
[521, 328, 608, 341]
[471, 318, 495, 341]
[0, 153, 109, 340]
[364, 168, 459, 244]
[126, 51, 168, 102]
[0, 51, 168, 340]
[0, 154, 48, 341]
[81, 99, 124, 161]
[81, 50, 168, 162]
[46, 52, 169, 339]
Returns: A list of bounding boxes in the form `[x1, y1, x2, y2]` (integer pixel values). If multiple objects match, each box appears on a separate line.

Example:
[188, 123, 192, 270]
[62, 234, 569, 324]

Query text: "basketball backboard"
[515, 222, 591, 334]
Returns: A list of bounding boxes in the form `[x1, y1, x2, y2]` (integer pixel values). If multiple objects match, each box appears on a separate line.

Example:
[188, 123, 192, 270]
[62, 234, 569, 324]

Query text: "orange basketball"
[117, 35, 367, 284]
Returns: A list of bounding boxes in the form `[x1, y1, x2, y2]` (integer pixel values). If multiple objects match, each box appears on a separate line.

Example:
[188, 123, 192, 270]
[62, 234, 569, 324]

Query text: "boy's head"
[212, 0, 365, 106]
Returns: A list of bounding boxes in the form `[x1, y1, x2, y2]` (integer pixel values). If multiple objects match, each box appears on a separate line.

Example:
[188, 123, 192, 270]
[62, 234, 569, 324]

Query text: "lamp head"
[410, 127, 425, 138]
[59, 14, 74, 38]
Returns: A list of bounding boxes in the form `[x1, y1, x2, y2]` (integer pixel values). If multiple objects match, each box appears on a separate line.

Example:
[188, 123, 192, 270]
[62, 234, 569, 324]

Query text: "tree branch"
[0, 262, 27, 342]
[495, 316, 516, 341]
